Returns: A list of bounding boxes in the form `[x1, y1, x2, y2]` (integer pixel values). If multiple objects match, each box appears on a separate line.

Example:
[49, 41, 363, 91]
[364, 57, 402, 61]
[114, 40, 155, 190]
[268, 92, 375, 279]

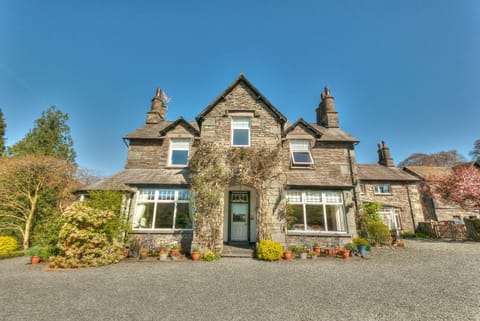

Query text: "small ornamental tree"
[356, 201, 382, 238]
[432, 167, 480, 212]
[49, 202, 125, 268]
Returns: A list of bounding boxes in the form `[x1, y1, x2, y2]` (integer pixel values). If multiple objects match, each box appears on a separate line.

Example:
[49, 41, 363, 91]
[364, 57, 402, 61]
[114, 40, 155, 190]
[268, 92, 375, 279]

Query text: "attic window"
[290, 140, 313, 167]
[231, 118, 250, 147]
[169, 139, 190, 166]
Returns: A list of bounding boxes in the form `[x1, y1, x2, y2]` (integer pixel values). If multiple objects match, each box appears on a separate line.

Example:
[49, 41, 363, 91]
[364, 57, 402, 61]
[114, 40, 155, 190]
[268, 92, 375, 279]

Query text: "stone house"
[357, 142, 424, 235]
[403, 164, 479, 221]
[83, 74, 361, 253]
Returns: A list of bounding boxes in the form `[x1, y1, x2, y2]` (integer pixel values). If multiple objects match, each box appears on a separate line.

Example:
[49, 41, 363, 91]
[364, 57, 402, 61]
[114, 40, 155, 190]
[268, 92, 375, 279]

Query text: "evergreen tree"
[7, 106, 76, 163]
[0, 108, 6, 156]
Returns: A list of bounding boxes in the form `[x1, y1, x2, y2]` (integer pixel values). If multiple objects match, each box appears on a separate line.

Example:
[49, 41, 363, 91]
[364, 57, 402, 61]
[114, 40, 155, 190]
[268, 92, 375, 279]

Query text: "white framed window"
[379, 207, 401, 231]
[169, 139, 190, 166]
[359, 184, 366, 194]
[132, 189, 193, 230]
[374, 184, 391, 194]
[286, 190, 347, 233]
[290, 140, 313, 167]
[231, 118, 250, 147]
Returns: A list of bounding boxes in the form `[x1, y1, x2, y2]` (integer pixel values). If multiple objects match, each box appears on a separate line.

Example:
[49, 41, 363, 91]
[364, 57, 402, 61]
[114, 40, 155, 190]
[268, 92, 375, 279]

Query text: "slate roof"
[403, 166, 453, 181]
[123, 121, 200, 140]
[196, 73, 287, 125]
[77, 168, 190, 192]
[284, 122, 358, 142]
[357, 164, 419, 182]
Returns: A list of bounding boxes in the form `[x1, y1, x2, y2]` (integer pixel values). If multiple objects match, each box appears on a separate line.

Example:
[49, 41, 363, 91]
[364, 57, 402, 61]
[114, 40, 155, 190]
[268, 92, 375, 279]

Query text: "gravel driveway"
[1, 240, 479, 321]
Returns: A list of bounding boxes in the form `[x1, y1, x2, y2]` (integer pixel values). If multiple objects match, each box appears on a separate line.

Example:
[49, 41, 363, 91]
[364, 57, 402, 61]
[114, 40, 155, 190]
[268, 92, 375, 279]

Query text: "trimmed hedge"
[257, 239, 283, 261]
[0, 236, 18, 255]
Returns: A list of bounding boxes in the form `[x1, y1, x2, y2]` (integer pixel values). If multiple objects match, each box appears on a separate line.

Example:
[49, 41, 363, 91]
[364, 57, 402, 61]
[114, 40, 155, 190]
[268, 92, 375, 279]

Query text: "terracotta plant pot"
[191, 252, 200, 261]
[341, 250, 350, 259]
[170, 249, 180, 257]
[284, 251, 292, 260]
[31, 256, 41, 265]
[313, 246, 321, 255]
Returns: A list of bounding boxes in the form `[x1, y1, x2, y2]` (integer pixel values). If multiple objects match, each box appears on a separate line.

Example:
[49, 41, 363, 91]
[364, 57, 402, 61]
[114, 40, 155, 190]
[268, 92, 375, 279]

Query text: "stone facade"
[87, 74, 362, 252]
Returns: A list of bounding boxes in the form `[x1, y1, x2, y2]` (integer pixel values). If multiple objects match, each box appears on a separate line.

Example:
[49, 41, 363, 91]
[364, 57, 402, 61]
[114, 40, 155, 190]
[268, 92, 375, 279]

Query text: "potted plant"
[191, 247, 200, 261]
[283, 247, 292, 260]
[312, 242, 321, 255]
[344, 242, 358, 257]
[340, 249, 350, 259]
[128, 238, 142, 258]
[25, 245, 44, 265]
[299, 246, 308, 260]
[139, 247, 149, 260]
[353, 237, 370, 258]
[170, 244, 180, 257]
[159, 249, 168, 261]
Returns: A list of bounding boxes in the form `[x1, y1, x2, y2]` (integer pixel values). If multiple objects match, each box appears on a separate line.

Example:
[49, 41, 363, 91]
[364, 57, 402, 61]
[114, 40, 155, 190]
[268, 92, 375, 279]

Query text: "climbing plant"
[189, 141, 283, 251]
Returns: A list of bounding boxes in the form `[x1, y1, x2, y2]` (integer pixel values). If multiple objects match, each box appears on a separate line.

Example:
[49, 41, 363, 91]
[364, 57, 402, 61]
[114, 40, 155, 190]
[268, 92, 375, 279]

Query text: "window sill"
[287, 231, 352, 237]
[289, 166, 315, 170]
[374, 193, 392, 196]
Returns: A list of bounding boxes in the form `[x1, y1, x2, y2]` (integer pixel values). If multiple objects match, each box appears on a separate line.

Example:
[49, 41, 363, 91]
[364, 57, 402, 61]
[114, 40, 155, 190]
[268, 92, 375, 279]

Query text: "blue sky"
[1, 1, 479, 176]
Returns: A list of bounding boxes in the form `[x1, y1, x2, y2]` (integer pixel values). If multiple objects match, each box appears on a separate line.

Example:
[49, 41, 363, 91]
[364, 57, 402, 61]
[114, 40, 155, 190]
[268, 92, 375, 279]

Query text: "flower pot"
[170, 249, 180, 257]
[300, 252, 307, 260]
[313, 246, 321, 255]
[283, 251, 292, 260]
[191, 252, 200, 261]
[341, 250, 350, 259]
[358, 245, 367, 258]
[159, 253, 168, 261]
[31, 256, 41, 265]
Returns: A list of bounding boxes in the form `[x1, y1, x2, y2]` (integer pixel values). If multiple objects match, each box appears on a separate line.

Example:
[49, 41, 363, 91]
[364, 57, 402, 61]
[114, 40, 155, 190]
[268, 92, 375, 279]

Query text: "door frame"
[228, 191, 250, 243]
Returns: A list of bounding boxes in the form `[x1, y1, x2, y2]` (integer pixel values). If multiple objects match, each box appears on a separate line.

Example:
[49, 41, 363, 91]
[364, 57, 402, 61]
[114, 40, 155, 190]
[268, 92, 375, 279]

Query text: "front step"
[222, 244, 255, 258]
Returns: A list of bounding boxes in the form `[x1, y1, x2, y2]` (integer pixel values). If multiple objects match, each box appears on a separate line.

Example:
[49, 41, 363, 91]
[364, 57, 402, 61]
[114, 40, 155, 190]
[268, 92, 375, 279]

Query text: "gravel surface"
[1, 240, 479, 321]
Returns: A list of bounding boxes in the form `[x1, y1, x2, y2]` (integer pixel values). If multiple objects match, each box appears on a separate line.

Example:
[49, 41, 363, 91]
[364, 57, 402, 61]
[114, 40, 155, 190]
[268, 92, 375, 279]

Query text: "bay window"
[132, 189, 193, 230]
[286, 191, 346, 233]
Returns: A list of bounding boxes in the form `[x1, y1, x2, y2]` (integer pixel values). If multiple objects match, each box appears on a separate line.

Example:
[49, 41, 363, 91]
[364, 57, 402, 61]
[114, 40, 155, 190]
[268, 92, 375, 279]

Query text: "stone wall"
[360, 182, 423, 232]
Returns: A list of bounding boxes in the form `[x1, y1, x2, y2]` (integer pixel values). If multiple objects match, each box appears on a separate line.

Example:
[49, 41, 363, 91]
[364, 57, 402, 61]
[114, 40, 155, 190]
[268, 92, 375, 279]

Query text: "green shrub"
[0, 250, 24, 260]
[400, 232, 416, 238]
[367, 221, 392, 246]
[201, 248, 220, 262]
[353, 237, 370, 247]
[0, 236, 18, 255]
[49, 202, 125, 269]
[344, 242, 358, 253]
[257, 240, 283, 261]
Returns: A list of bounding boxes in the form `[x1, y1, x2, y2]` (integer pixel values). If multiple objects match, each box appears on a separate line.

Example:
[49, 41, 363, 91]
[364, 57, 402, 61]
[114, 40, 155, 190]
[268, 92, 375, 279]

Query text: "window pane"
[138, 190, 156, 201]
[305, 205, 325, 231]
[133, 203, 155, 228]
[288, 204, 305, 230]
[324, 192, 342, 204]
[232, 118, 250, 128]
[375, 184, 391, 194]
[292, 152, 312, 163]
[286, 191, 302, 203]
[325, 205, 346, 232]
[158, 190, 175, 201]
[233, 129, 249, 146]
[178, 190, 190, 201]
[290, 140, 309, 151]
[154, 203, 174, 228]
[305, 191, 322, 203]
[171, 150, 189, 165]
[175, 203, 192, 229]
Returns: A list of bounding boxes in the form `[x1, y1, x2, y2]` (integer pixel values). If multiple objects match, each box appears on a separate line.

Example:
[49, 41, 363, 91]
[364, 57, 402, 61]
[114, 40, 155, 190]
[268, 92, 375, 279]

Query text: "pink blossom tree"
[433, 167, 480, 211]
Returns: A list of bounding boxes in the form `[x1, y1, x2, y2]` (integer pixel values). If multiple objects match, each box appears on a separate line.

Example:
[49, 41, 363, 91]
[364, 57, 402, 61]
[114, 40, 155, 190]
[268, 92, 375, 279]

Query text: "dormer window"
[290, 140, 313, 167]
[169, 139, 190, 166]
[231, 118, 250, 147]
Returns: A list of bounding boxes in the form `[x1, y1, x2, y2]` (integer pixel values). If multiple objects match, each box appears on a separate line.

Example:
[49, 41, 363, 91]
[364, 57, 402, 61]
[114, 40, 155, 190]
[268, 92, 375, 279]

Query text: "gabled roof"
[403, 166, 453, 181]
[159, 117, 200, 137]
[124, 120, 200, 140]
[283, 118, 322, 139]
[195, 73, 287, 125]
[358, 164, 419, 182]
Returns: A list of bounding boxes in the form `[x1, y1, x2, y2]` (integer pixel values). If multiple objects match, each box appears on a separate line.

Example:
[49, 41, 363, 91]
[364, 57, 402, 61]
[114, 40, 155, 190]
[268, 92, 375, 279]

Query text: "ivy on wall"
[189, 142, 283, 252]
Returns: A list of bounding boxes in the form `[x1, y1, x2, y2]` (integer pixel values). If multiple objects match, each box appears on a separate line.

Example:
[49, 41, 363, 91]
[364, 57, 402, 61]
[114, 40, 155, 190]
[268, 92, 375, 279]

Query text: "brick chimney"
[146, 88, 167, 124]
[316, 86, 339, 128]
[377, 141, 394, 167]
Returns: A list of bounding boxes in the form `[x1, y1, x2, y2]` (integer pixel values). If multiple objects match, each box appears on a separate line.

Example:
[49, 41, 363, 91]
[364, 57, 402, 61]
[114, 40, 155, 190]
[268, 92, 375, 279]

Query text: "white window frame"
[132, 189, 193, 231]
[379, 207, 401, 231]
[231, 118, 251, 147]
[374, 183, 391, 195]
[168, 139, 190, 167]
[290, 140, 314, 167]
[286, 190, 347, 233]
